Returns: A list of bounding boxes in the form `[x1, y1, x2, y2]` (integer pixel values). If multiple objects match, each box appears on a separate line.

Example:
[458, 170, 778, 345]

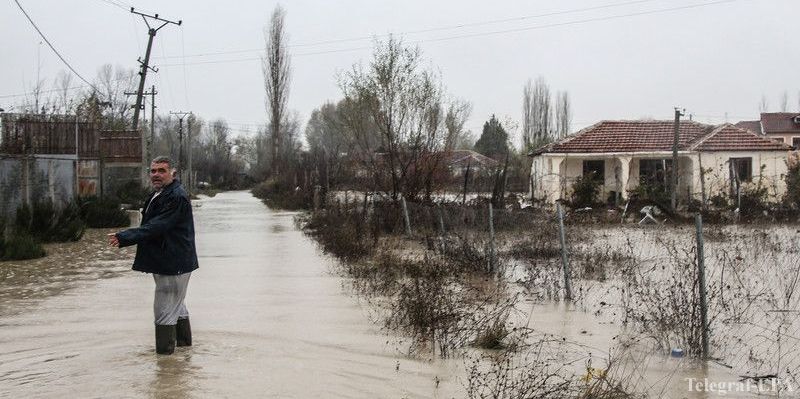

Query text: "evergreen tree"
[473, 115, 509, 159]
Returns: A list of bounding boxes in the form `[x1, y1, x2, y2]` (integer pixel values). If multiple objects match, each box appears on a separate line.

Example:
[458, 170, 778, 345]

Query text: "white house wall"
[532, 151, 788, 205]
[693, 151, 788, 201]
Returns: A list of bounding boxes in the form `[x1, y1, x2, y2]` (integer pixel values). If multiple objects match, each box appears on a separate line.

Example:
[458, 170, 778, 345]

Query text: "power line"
[155, 0, 740, 68]
[155, 0, 666, 60]
[0, 85, 88, 99]
[12, 0, 100, 94]
[95, 0, 130, 12]
[420, 0, 740, 45]
[154, 0, 734, 61]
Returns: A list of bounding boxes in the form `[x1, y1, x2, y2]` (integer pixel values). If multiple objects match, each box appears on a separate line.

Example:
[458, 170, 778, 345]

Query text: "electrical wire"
[12, 0, 100, 94]
[181, 30, 191, 107]
[154, 0, 740, 68]
[417, 0, 740, 45]
[0, 85, 88, 99]
[95, 0, 129, 12]
[155, 0, 667, 60]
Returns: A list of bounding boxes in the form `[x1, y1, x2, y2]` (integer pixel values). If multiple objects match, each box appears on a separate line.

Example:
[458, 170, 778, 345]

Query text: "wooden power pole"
[170, 111, 192, 183]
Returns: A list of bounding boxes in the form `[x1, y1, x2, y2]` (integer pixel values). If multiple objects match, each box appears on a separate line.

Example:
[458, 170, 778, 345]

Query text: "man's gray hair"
[151, 156, 174, 168]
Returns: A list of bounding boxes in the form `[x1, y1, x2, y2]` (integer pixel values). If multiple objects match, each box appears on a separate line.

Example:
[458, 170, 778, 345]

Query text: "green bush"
[78, 196, 131, 228]
[629, 182, 671, 210]
[570, 174, 602, 208]
[737, 183, 769, 217]
[50, 202, 86, 242]
[1, 233, 46, 261]
[785, 161, 800, 208]
[14, 201, 85, 243]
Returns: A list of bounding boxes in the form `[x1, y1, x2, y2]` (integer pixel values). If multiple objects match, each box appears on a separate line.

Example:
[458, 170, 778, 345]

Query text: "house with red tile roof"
[529, 120, 792, 205]
[736, 113, 800, 149]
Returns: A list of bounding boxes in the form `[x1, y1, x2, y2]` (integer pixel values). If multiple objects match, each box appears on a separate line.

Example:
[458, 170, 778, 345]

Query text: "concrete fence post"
[695, 214, 709, 359]
[557, 203, 573, 301]
[401, 196, 412, 237]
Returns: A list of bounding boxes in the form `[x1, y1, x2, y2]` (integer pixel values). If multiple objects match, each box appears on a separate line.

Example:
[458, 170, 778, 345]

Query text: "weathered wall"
[531, 151, 789, 205]
[102, 163, 142, 200]
[692, 151, 788, 202]
[0, 155, 76, 221]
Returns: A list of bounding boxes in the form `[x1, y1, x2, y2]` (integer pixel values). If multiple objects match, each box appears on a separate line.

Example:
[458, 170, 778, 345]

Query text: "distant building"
[0, 112, 142, 218]
[529, 120, 791, 205]
[736, 113, 800, 149]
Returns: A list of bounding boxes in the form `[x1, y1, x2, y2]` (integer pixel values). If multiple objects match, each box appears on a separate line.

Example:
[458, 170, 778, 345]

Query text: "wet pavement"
[0, 191, 461, 398]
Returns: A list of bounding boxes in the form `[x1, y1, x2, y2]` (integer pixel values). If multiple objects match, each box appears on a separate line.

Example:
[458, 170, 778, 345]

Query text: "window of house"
[582, 160, 604, 181]
[639, 159, 672, 187]
[792, 137, 800, 150]
[729, 157, 752, 182]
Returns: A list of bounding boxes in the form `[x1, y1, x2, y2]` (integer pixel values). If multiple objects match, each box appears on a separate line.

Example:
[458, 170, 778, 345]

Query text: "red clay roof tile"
[533, 120, 790, 155]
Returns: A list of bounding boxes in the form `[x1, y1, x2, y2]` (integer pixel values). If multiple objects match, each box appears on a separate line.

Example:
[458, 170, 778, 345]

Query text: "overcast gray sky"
[2, 0, 797, 146]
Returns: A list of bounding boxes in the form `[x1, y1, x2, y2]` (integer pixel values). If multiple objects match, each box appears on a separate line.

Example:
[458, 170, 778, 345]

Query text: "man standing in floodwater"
[108, 156, 199, 355]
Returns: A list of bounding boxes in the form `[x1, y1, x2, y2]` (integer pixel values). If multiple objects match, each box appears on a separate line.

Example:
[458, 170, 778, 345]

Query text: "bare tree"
[522, 77, 557, 149]
[759, 95, 770, 113]
[306, 101, 354, 192]
[261, 5, 291, 177]
[94, 64, 136, 129]
[24, 75, 46, 114]
[555, 91, 571, 138]
[444, 99, 473, 150]
[780, 90, 789, 112]
[532, 77, 551, 143]
[522, 81, 534, 150]
[340, 36, 445, 200]
[54, 70, 74, 114]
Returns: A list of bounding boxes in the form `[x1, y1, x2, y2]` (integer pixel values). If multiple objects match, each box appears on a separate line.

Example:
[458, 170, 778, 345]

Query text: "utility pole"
[125, 86, 157, 185]
[130, 8, 181, 131]
[150, 85, 157, 159]
[187, 115, 193, 193]
[170, 111, 192, 183]
[671, 107, 685, 212]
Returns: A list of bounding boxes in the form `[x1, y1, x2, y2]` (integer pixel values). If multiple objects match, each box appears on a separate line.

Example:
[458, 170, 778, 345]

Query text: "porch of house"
[532, 153, 696, 205]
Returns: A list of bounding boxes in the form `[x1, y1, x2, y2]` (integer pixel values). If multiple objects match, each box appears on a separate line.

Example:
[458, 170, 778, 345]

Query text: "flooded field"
[2, 191, 797, 398]
[0, 191, 461, 398]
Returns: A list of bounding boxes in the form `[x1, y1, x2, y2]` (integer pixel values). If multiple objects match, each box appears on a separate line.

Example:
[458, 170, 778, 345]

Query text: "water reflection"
[148, 351, 201, 399]
[0, 191, 462, 398]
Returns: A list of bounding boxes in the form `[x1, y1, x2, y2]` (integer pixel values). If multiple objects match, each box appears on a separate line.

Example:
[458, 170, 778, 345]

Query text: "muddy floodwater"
[0, 191, 776, 398]
[0, 191, 462, 398]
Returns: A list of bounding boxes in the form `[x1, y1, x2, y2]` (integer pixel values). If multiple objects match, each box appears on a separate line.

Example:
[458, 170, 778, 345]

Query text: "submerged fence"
[321, 190, 800, 395]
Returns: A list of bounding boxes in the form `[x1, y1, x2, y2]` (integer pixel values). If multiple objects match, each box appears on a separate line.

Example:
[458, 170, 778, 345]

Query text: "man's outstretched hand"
[107, 233, 120, 248]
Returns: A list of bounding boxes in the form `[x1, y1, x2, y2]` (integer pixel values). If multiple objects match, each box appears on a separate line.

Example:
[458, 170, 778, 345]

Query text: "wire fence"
[323, 190, 800, 396]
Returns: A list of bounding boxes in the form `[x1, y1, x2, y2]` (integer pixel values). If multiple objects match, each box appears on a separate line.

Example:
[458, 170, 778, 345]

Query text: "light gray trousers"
[152, 273, 191, 326]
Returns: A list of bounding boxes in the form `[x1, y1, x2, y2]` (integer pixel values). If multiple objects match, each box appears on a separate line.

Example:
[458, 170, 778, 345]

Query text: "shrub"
[1, 233, 46, 261]
[78, 197, 131, 228]
[737, 183, 769, 217]
[251, 178, 311, 210]
[303, 207, 373, 262]
[14, 201, 85, 243]
[49, 202, 86, 242]
[472, 320, 510, 350]
[114, 181, 149, 209]
[628, 182, 670, 210]
[570, 174, 602, 208]
[785, 161, 800, 208]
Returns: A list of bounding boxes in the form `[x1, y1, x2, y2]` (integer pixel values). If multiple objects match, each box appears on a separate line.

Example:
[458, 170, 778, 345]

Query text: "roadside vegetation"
[0, 197, 130, 261]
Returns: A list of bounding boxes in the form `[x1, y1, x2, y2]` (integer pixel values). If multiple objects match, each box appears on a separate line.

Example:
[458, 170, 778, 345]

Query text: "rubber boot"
[155, 324, 176, 355]
[176, 317, 192, 347]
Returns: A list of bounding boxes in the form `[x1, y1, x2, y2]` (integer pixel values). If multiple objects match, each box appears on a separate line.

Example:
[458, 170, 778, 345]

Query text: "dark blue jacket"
[116, 180, 199, 275]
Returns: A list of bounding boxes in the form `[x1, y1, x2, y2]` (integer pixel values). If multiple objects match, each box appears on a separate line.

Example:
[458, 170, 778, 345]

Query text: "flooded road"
[0, 191, 461, 398]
